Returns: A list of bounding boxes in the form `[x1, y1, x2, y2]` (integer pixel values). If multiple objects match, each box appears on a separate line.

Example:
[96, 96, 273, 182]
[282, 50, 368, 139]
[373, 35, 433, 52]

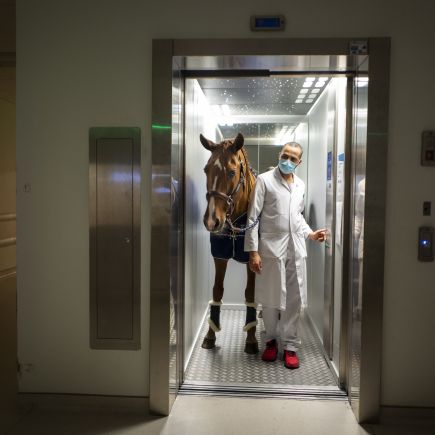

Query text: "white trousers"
[262, 245, 302, 352]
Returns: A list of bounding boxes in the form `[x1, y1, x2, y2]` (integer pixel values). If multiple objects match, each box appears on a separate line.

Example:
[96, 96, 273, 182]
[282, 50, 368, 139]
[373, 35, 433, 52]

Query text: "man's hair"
[281, 142, 303, 158]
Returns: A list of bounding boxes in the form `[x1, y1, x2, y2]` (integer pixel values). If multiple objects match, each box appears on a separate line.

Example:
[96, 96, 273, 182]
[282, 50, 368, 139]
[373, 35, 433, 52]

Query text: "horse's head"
[200, 133, 245, 233]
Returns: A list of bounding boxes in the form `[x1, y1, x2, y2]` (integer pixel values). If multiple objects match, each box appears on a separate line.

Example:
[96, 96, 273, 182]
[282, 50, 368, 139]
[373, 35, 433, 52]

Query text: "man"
[244, 142, 325, 369]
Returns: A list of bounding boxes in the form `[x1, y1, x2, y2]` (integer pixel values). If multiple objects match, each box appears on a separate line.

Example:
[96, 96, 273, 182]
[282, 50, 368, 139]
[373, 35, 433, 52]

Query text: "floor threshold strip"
[180, 381, 347, 400]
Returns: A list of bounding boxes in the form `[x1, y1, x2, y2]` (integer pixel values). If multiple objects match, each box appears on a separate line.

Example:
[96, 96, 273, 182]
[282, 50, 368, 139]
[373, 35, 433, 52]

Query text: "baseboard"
[17, 393, 149, 414]
[184, 304, 209, 371]
[380, 405, 435, 427]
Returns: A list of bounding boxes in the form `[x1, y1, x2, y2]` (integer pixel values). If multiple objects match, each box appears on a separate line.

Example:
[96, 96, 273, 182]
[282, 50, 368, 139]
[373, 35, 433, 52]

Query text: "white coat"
[244, 167, 313, 309]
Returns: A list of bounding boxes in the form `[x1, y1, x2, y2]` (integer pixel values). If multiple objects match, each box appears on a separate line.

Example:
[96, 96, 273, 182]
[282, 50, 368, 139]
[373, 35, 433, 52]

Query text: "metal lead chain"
[226, 216, 260, 234]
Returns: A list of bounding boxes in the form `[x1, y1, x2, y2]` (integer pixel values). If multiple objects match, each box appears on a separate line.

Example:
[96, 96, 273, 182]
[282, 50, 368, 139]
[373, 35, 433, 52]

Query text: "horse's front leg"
[243, 265, 259, 354]
[201, 258, 227, 349]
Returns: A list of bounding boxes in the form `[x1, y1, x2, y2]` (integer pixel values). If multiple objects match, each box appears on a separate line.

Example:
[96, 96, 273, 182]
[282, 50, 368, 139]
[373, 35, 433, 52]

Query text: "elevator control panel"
[421, 131, 435, 166]
[418, 226, 434, 262]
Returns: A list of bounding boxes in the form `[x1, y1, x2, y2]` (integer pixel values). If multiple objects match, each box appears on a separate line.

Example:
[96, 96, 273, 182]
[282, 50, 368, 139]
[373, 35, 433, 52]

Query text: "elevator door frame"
[150, 38, 390, 423]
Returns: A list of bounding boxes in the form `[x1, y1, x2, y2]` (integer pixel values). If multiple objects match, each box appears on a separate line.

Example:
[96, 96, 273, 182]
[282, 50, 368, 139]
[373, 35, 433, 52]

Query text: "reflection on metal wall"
[323, 79, 338, 358]
[348, 61, 368, 418]
[291, 122, 309, 186]
[332, 77, 348, 374]
[304, 84, 330, 339]
[89, 128, 141, 350]
[184, 79, 215, 366]
[169, 66, 184, 397]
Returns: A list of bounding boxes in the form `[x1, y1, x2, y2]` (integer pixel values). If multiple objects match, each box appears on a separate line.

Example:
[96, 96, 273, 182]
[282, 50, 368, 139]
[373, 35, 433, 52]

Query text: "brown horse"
[199, 132, 259, 354]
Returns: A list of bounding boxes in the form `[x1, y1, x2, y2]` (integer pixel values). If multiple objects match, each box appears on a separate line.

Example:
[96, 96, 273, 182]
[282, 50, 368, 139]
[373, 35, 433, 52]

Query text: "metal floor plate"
[182, 308, 345, 399]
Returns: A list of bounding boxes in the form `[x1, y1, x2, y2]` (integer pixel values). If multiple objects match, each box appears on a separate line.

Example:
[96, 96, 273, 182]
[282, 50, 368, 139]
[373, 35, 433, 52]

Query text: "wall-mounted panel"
[89, 127, 141, 350]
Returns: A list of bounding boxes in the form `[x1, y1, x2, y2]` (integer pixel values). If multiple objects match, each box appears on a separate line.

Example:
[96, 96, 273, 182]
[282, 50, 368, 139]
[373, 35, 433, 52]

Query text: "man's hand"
[249, 251, 262, 274]
[309, 229, 326, 242]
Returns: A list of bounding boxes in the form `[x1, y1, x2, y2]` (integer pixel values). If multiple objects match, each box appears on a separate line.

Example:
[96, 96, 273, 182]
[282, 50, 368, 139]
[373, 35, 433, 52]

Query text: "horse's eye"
[228, 170, 236, 178]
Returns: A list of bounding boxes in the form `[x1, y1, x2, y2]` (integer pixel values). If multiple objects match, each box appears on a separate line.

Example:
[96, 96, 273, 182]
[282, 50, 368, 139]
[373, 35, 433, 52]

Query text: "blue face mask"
[278, 158, 298, 174]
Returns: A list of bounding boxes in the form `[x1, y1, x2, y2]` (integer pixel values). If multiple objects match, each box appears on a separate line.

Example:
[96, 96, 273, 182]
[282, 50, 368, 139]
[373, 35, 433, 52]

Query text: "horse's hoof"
[201, 337, 216, 349]
[244, 342, 259, 354]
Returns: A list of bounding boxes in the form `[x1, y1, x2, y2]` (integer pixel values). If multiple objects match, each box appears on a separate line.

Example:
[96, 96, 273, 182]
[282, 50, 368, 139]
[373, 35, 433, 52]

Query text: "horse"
[199, 132, 259, 354]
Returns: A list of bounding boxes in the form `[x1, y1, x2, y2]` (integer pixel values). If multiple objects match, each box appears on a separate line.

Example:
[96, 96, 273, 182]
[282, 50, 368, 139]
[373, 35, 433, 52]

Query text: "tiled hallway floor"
[8, 395, 435, 435]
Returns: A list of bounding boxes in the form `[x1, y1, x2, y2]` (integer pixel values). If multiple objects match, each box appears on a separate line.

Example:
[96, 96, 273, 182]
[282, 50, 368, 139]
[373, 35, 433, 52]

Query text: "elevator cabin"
[151, 42, 389, 422]
[180, 72, 357, 395]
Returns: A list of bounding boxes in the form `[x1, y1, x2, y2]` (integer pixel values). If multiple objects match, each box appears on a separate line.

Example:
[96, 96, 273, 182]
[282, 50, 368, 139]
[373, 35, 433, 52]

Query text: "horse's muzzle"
[203, 214, 224, 233]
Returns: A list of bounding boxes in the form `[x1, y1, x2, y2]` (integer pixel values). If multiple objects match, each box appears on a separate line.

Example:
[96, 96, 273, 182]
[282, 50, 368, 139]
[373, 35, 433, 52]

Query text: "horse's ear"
[230, 133, 244, 153]
[200, 134, 217, 152]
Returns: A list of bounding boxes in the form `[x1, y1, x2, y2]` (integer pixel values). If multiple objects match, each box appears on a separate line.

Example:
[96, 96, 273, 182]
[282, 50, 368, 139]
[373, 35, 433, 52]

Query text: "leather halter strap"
[206, 159, 246, 218]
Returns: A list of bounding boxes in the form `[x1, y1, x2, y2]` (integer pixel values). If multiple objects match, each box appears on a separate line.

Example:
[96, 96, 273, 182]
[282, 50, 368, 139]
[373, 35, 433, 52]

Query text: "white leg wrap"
[208, 300, 222, 332]
[243, 320, 258, 332]
[244, 302, 258, 331]
[208, 318, 221, 332]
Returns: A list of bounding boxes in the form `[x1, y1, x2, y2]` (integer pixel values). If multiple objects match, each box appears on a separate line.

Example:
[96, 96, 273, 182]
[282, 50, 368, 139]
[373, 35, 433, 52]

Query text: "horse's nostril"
[214, 219, 220, 230]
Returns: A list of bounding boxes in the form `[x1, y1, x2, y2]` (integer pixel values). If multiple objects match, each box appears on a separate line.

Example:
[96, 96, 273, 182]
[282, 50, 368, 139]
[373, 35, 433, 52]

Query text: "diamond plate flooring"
[184, 307, 339, 389]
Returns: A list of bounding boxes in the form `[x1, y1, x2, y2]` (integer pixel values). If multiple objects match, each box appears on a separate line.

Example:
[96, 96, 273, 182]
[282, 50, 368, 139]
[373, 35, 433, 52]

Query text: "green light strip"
[152, 124, 171, 130]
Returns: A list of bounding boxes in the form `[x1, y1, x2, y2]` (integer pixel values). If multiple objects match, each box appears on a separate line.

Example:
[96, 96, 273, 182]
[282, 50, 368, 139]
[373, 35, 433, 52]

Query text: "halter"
[206, 158, 246, 220]
[206, 156, 259, 234]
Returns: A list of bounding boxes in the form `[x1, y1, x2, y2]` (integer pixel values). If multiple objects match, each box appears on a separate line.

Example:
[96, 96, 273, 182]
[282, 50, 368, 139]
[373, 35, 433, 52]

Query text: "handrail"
[0, 237, 16, 247]
[0, 267, 16, 280]
[0, 213, 16, 222]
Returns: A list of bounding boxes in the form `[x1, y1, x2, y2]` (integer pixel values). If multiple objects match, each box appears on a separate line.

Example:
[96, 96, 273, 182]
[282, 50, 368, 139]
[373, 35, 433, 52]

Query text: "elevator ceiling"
[196, 76, 331, 145]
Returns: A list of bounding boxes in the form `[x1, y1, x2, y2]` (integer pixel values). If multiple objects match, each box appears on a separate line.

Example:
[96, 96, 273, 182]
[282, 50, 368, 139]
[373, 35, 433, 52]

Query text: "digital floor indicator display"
[250, 15, 285, 31]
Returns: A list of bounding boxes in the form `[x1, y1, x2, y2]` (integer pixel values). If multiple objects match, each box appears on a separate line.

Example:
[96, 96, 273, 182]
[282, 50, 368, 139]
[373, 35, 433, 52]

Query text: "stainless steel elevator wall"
[332, 78, 348, 371]
[184, 79, 216, 366]
[302, 84, 330, 339]
[348, 62, 369, 415]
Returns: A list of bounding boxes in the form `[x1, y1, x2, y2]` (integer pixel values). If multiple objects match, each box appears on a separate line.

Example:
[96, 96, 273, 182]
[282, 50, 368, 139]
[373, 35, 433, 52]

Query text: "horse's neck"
[232, 149, 254, 219]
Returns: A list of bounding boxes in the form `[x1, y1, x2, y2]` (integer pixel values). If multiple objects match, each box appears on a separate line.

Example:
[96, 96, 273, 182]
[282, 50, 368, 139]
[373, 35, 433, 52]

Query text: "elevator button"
[418, 226, 434, 261]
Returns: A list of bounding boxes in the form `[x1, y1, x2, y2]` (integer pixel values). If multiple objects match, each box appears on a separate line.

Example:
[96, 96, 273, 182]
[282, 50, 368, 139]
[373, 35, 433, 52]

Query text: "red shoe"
[261, 339, 278, 362]
[284, 350, 299, 369]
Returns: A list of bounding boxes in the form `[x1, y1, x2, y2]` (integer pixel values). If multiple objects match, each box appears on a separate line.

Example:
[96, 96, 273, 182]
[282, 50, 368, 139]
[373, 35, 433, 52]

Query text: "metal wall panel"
[89, 127, 141, 350]
[305, 88, 328, 339]
[150, 40, 176, 415]
[170, 57, 185, 402]
[348, 59, 368, 421]
[323, 80, 338, 358]
[348, 40, 390, 422]
[184, 79, 216, 365]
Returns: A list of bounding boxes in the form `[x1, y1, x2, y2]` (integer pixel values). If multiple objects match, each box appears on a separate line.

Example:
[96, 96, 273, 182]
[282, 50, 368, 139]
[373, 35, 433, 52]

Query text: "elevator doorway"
[150, 39, 390, 423]
[181, 73, 348, 399]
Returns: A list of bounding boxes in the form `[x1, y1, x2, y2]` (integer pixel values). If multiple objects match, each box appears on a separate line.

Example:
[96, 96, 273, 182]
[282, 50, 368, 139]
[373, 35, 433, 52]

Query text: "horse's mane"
[239, 146, 255, 200]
